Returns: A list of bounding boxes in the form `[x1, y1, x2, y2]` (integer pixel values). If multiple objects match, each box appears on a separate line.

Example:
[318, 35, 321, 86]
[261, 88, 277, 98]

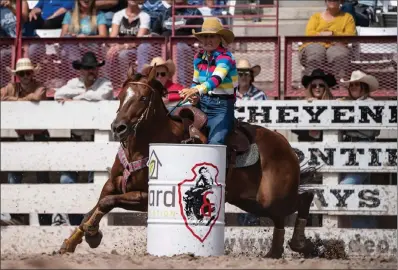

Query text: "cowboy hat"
[141, 57, 176, 77]
[72, 51, 105, 70]
[237, 59, 261, 78]
[340, 70, 379, 92]
[301, 68, 337, 88]
[6, 58, 40, 74]
[192, 17, 235, 44]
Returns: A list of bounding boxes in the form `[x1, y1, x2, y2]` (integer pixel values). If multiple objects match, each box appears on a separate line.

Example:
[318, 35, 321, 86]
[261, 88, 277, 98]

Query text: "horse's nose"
[111, 120, 128, 138]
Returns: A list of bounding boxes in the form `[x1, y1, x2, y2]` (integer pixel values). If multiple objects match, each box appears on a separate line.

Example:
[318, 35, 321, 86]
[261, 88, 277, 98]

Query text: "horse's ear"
[127, 61, 136, 80]
[148, 63, 157, 82]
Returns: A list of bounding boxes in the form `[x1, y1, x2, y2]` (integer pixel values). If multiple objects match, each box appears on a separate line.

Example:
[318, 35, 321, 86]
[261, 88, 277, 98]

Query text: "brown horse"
[59, 64, 316, 258]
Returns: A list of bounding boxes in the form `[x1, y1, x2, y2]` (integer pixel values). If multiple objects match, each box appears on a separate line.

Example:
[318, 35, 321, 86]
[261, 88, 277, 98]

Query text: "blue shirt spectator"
[34, 0, 74, 20]
[142, 0, 169, 31]
[62, 11, 107, 36]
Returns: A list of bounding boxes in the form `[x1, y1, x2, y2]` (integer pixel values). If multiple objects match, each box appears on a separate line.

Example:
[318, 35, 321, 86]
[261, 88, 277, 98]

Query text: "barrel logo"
[148, 150, 162, 180]
[178, 162, 223, 243]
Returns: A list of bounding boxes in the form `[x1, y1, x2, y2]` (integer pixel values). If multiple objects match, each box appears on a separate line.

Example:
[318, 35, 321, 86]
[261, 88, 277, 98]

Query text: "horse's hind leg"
[289, 191, 315, 255]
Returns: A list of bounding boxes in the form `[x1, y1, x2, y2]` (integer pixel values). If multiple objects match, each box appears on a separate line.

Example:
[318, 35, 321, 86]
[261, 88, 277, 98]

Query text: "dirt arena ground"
[1, 253, 397, 269]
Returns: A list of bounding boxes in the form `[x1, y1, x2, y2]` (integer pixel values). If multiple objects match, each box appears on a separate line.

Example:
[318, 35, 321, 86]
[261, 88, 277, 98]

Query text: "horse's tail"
[297, 162, 323, 194]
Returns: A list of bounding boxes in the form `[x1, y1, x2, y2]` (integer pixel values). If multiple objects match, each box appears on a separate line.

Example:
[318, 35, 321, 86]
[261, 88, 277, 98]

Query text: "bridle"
[119, 80, 157, 149]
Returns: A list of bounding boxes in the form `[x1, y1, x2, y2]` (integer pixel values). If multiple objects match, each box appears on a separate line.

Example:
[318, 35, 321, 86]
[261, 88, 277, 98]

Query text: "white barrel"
[147, 143, 226, 257]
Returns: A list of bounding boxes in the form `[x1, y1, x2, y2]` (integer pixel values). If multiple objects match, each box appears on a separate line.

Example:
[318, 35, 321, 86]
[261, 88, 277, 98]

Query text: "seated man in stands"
[142, 57, 184, 112]
[141, 0, 170, 31]
[299, 0, 356, 81]
[0, 0, 30, 37]
[95, 0, 126, 29]
[54, 51, 113, 101]
[152, 0, 203, 84]
[28, 0, 74, 30]
[235, 59, 267, 100]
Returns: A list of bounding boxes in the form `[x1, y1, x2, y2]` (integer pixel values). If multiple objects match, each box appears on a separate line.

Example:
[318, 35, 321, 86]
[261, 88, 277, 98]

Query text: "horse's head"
[111, 63, 167, 143]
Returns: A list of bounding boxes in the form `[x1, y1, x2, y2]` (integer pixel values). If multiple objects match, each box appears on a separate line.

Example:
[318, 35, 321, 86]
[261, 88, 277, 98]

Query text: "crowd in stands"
[0, 0, 395, 228]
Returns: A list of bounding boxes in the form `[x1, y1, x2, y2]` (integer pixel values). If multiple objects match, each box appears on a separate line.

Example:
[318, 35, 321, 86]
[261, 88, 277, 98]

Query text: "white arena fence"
[1, 100, 397, 257]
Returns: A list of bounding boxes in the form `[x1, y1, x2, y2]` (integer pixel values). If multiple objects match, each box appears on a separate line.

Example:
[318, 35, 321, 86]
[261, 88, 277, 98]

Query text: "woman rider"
[180, 17, 238, 145]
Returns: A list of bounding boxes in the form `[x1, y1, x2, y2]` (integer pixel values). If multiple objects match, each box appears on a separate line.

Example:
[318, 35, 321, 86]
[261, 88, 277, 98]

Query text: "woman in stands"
[142, 57, 184, 112]
[106, 0, 150, 87]
[338, 70, 380, 229]
[299, 0, 356, 81]
[179, 17, 238, 145]
[292, 68, 335, 142]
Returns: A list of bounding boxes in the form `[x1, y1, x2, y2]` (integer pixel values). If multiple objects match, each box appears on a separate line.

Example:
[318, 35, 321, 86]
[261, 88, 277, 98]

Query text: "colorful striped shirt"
[191, 46, 238, 96]
[235, 85, 267, 100]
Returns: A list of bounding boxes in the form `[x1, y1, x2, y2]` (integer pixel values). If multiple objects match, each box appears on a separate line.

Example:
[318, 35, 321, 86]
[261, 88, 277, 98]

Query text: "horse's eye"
[140, 96, 148, 101]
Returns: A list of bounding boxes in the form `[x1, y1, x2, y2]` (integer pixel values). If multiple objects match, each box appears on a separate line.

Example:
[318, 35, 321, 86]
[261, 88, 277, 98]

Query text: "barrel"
[147, 143, 227, 257]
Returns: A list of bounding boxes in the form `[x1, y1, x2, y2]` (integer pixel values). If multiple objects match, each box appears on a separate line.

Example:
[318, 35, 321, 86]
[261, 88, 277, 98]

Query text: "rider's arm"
[193, 54, 233, 95]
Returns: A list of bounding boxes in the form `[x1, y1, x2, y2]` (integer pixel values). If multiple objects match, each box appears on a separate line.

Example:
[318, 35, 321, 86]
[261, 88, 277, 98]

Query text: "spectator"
[0, 0, 29, 37]
[338, 70, 380, 229]
[53, 52, 113, 226]
[292, 68, 335, 142]
[95, 0, 126, 29]
[28, 0, 74, 30]
[141, 0, 170, 31]
[195, 0, 228, 25]
[152, 0, 203, 85]
[1, 58, 50, 183]
[60, 0, 107, 37]
[235, 59, 267, 100]
[299, 0, 356, 80]
[141, 57, 184, 112]
[106, 0, 150, 86]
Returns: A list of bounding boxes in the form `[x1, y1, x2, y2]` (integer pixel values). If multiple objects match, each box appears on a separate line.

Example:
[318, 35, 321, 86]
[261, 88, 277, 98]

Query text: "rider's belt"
[208, 94, 235, 100]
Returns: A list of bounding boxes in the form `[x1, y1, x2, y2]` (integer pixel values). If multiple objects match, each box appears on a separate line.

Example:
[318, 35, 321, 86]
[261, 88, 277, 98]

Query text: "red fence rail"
[170, 36, 280, 97]
[0, 38, 16, 88]
[284, 35, 397, 99]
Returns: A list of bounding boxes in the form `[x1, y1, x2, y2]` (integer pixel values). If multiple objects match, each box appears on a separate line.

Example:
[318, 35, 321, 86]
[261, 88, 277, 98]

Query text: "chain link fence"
[21, 37, 167, 98]
[285, 36, 397, 99]
[0, 39, 15, 89]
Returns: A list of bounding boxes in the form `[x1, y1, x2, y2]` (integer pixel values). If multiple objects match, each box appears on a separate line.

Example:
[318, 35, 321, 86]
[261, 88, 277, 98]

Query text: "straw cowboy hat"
[237, 59, 261, 78]
[301, 68, 337, 88]
[72, 51, 105, 70]
[192, 17, 235, 44]
[340, 70, 379, 92]
[142, 57, 176, 77]
[6, 58, 40, 74]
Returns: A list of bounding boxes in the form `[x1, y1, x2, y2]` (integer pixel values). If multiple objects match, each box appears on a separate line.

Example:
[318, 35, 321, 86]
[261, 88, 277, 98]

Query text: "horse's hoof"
[288, 239, 315, 256]
[59, 238, 80, 254]
[85, 230, 103, 249]
[264, 248, 284, 259]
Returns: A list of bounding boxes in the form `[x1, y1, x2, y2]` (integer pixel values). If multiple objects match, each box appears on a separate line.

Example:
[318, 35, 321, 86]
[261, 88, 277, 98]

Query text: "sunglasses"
[17, 71, 33, 77]
[156, 72, 167, 77]
[311, 83, 326, 89]
[238, 71, 251, 77]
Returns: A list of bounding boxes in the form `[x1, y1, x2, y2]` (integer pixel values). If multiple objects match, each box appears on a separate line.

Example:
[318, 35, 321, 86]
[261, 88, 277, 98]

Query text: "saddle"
[173, 106, 256, 156]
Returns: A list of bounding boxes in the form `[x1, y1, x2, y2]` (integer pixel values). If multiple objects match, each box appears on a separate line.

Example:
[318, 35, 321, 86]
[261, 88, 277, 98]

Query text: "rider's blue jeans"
[197, 94, 235, 145]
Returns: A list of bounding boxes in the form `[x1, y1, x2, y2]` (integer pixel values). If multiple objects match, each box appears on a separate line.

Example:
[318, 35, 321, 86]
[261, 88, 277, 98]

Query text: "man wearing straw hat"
[235, 58, 267, 100]
[179, 17, 238, 145]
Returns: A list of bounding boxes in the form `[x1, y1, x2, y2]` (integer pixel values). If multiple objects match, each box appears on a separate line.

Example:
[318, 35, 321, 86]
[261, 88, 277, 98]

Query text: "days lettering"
[276, 106, 298, 123]
[368, 148, 382, 166]
[308, 148, 336, 166]
[149, 186, 176, 207]
[359, 106, 383, 123]
[389, 106, 397, 123]
[247, 106, 272, 124]
[330, 189, 355, 207]
[358, 189, 380, 208]
[303, 106, 327, 123]
[311, 189, 329, 207]
[340, 148, 365, 166]
[386, 149, 397, 166]
[331, 106, 354, 123]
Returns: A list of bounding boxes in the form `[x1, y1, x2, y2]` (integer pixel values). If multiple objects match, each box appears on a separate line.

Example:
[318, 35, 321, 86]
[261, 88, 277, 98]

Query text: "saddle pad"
[228, 143, 260, 168]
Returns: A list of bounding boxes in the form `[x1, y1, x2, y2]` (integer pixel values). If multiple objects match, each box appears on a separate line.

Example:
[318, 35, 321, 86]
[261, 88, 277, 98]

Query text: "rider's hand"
[188, 94, 199, 105]
[180, 88, 199, 104]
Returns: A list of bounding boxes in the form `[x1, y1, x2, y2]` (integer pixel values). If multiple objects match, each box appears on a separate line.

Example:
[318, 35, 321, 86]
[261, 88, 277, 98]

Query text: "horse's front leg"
[59, 178, 117, 254]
